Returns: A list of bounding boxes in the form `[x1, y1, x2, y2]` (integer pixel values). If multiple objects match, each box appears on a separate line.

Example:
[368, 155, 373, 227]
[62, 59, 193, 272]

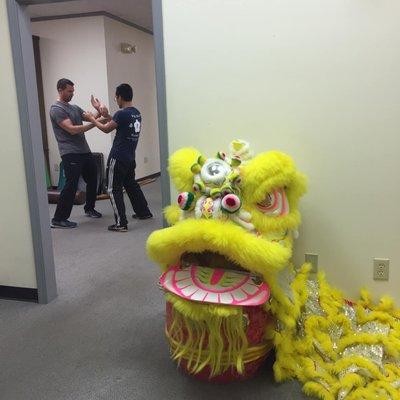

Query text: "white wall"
[0, 2, 37, 288]
[162, 0, 400, 302]
[104, 17, 160, 179]
[31, 17, 112, 185]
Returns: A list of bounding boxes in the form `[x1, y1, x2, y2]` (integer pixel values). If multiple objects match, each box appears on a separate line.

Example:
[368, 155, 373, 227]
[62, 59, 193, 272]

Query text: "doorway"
[6, 0, 169, 303]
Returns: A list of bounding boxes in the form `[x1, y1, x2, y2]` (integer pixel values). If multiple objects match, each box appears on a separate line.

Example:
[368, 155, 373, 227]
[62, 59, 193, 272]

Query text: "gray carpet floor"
[0, 179, 310, 400]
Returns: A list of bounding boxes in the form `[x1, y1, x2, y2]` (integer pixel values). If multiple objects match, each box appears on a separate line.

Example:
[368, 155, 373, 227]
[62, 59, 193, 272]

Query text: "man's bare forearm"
[67, 123, 95, 135]
[92, 118, 113, 133]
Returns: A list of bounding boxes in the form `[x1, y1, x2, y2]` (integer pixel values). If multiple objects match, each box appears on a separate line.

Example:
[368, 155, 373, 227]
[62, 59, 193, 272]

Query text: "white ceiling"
[28, 0, 153, 32]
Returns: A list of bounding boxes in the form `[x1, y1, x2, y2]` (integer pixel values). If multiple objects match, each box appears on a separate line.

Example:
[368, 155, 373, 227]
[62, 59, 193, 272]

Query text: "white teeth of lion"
[176, 278, 192, 289]
[243, 284, 258, 295]
[231, 289, 247, 302]
[190, 289, 207, 302]
[219, 293, 233, 303]
[175, 270, 191, 280]
[204, 292, 219, 303]
[181, 286, 198, 297]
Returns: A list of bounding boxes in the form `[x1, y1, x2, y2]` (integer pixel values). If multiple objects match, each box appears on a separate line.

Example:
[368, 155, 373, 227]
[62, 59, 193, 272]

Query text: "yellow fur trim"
[169, 148, 200, 192]
[163, 205, 181, 226]
[147, 218, 291, 274]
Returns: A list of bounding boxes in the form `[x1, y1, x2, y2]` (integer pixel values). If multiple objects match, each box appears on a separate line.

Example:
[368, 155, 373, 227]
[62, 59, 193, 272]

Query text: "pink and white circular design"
[159, 265, 270, 307]
[257, 188, 289, 216]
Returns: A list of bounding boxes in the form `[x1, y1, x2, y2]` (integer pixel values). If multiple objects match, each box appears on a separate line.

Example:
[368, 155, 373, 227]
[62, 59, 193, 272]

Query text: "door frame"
[6, 0, 169, 303]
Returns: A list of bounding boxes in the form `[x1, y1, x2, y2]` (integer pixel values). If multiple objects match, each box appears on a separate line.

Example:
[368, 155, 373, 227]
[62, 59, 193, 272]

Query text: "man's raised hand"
[99, 105, 110, 118]
[90, 95, 101, 111]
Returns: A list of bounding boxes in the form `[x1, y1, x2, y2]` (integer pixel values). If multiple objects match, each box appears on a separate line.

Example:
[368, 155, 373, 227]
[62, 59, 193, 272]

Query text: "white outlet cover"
[373, 258, 389, 281]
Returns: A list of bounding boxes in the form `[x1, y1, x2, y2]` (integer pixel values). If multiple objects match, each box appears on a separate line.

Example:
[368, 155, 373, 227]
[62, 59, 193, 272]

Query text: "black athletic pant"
[106, 158, 150, 227]
[54, 153, 97, 221]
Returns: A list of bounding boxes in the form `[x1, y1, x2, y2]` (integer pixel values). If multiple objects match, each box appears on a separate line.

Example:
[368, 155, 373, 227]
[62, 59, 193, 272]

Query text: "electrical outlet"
[305, 253, 318, 273]
[373, 258, 389, 281]
[144, 156, 148, 164]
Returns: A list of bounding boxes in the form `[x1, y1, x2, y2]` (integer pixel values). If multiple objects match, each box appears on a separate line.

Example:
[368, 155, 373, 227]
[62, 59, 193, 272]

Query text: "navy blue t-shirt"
[109, 107, 142, 164]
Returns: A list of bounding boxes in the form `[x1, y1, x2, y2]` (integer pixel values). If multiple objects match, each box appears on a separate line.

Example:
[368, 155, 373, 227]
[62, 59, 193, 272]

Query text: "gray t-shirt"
[50, 101, 91, 156]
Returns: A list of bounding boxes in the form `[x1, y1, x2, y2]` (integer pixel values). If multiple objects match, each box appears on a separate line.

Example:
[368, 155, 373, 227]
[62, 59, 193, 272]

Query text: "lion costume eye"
[201, 159, 231, 185]
[257, 188, 289, 216]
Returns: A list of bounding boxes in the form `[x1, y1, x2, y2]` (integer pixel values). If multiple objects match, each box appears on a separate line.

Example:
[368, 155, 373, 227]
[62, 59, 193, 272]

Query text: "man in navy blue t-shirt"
[88, 83, 152, 232]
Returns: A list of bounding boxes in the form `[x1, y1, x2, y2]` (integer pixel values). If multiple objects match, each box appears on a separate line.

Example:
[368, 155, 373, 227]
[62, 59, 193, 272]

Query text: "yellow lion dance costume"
[147, 140, 400, 399]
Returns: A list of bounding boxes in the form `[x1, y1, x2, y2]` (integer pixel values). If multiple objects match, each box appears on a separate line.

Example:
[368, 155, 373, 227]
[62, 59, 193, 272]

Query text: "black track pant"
[106, 158, 150, 226]
[54, 153, 97, 221]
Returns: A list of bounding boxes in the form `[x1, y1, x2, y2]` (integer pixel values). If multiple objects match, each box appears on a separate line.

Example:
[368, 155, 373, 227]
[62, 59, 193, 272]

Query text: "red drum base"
[165, 301, 274, 382]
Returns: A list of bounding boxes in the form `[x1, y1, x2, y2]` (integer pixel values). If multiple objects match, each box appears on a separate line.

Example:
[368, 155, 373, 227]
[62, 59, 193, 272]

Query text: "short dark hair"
[57, 78, 74, 91]
[115, 83, 133, 101]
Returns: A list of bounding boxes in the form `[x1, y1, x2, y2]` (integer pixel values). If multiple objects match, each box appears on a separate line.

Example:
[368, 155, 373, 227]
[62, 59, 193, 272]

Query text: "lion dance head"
[147, 140, 307, 382]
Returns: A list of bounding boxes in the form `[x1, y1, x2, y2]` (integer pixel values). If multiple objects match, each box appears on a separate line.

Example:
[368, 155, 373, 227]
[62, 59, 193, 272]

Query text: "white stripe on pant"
[107, 158, 121, 225]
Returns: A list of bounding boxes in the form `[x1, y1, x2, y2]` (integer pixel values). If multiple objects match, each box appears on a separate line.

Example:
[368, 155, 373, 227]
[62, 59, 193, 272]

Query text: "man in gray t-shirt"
[50, 102, 91, 156]
[50, 78, 103, 229]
